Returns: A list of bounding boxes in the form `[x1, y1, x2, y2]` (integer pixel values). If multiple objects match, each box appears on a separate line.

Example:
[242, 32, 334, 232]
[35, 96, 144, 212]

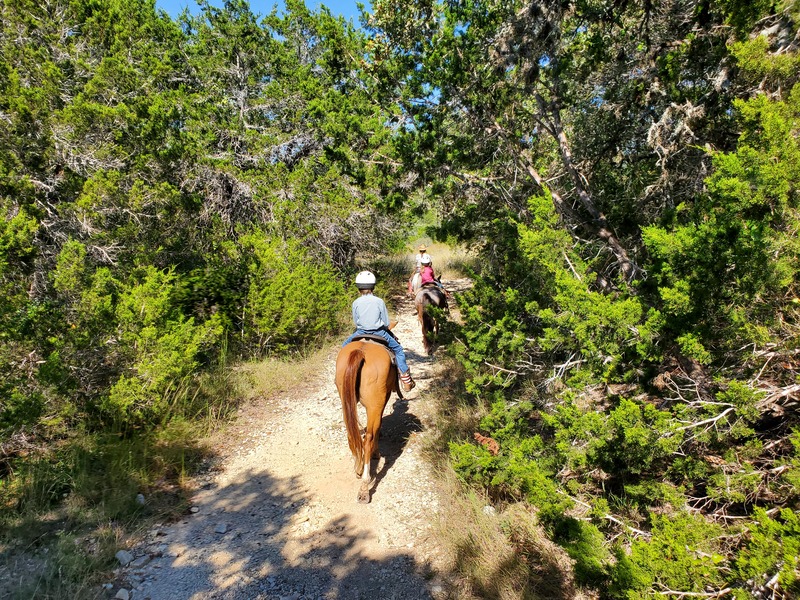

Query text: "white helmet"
[355, 271, 376, 289]
[420, 256, 431, 265]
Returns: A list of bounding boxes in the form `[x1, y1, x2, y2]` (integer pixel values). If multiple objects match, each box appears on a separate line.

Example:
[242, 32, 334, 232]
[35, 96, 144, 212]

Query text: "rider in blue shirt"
[342, 271, 416, 391]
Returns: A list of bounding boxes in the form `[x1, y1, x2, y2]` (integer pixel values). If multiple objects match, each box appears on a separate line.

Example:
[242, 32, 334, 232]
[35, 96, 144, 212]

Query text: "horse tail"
[342, 348, 365, 459]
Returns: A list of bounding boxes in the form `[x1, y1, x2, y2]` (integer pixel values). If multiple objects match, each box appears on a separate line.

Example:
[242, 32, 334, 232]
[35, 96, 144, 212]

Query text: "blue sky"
[155, 0, 371, 24]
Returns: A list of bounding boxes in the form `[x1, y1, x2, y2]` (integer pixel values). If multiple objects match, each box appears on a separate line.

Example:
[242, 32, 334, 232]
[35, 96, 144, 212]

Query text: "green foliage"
[450, 399, 570, 517]
[594, 399, 680, 478]
[735, 508, 800, 594]
[716, 0, 776, 35]
[675, 333, 712, 364]
[0, 204, 38, 273]
[643, 82, 800, 358]
[244, 233, 348, 352]
[609, 513, 727, 598]
[552, 517, 609, 587]
[731, 36, 800, 82]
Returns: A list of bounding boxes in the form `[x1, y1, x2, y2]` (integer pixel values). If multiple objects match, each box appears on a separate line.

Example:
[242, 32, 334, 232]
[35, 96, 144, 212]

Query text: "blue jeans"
[342, 328, 410, 374]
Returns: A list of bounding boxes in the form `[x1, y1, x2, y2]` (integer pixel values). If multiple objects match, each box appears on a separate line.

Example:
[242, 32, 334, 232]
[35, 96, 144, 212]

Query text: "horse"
[414, 284, 448, 354]
[335, 338, 399, 503]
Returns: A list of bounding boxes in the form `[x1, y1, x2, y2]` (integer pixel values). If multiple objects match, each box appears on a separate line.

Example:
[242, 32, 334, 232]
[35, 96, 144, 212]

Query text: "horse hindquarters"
[416, 287, 447, 354]
[336, 343, 394, 503]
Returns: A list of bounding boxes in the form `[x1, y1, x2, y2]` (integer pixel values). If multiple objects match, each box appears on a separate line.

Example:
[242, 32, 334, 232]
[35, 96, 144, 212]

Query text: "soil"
[110, 279, 472, 600]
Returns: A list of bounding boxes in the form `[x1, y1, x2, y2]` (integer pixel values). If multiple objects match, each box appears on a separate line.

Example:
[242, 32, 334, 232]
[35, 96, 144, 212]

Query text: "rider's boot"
[400, 370, 416, 392]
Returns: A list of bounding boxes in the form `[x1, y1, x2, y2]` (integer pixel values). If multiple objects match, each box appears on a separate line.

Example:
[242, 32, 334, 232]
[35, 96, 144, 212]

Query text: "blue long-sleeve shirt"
[351, 293, 389, 331]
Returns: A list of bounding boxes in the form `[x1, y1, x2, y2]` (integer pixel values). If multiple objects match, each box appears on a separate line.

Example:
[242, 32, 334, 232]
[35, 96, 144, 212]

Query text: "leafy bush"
[243, 233, 348, 352]
[642, 83, 800, 359]
[58, 265, 221, 429]
[609, 513, 727, 598]
[735, 508, 800, 596]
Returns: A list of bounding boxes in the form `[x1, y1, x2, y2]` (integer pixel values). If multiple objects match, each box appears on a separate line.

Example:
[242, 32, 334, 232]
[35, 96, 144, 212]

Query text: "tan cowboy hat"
[418, 244, 427, 252]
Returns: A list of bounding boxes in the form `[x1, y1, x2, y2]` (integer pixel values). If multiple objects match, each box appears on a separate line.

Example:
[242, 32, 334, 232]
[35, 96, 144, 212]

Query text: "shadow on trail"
[144, 465, 433, 599]
[368, 398, 423, 496]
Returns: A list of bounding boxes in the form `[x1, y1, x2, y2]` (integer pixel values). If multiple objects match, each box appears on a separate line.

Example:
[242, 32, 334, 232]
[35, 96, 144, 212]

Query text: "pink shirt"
[420, 265, 435, 285]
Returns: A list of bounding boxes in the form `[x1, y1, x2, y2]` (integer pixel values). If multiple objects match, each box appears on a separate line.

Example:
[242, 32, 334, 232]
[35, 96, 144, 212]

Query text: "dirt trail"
[115, 280, 470, 600]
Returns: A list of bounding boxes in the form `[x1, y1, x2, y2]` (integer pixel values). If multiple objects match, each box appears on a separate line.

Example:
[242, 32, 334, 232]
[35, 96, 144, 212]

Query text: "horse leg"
[357, 404, 384, 503]
[357, 430, 374, 503]
[354, 450, 365, 478]
[423, 312, 434, 355]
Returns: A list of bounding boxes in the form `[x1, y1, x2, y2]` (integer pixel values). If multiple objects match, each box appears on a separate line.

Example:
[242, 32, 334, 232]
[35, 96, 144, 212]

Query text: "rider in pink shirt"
[420, 261, 435, 285]
[419, 256, 447, 295]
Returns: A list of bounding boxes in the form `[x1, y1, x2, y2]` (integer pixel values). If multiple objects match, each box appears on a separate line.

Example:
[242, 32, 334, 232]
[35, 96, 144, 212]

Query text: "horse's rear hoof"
[357, 489, 371, 503]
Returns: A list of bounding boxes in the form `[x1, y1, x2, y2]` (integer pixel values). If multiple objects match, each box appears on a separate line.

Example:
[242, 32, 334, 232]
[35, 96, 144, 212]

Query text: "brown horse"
[335, 339, 398, 503]
[415, 284, 448, 354]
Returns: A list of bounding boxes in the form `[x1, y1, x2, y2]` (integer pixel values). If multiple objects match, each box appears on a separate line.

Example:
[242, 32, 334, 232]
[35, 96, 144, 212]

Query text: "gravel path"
[111, 281, 470, 600]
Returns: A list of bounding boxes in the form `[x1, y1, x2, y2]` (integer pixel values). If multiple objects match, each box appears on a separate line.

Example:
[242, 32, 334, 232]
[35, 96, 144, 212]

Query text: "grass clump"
[0, 367, 240, 598]
[234, 343, 337, 401]
[433, 471, 588, 600]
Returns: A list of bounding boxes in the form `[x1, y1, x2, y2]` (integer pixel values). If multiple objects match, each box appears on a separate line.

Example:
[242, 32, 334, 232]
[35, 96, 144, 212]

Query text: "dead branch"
[675, 407, 736, 431]
[483, 361, 521, 375]
[558, 490, 651, 538]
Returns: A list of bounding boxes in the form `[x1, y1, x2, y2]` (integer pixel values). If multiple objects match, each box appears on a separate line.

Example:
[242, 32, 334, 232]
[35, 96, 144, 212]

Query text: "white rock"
[214, 523, 228, 534]
[135, 494, 145, 505]
[115, 589, 130, 600]
[189, 506, 200, 513]
[482, 505, 496, 516]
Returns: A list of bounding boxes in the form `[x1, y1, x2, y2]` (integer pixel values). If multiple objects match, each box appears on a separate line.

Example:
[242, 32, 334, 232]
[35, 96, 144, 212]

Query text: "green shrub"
[609, 513, 727, 598]
[243, 233, 348, 352]
[551, 517, 609, 587]
[593, 399, 681, 478]
[735, 508, 800, 595]
[102, 266, 224, 428]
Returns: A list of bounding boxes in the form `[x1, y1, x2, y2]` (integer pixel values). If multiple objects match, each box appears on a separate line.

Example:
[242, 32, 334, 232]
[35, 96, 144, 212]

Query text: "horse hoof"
[357, 490, 371, 503]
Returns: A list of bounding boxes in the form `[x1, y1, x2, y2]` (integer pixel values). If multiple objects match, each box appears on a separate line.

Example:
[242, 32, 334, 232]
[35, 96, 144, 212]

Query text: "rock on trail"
[113, 281, 471, 600]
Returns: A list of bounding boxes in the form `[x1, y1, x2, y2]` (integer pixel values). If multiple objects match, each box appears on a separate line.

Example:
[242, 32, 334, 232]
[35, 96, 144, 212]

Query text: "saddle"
[350, 334, 398, 367]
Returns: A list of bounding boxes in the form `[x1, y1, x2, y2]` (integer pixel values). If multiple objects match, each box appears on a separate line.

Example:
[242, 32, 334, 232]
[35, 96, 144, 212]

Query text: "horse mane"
[342, 348, 365, 459]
